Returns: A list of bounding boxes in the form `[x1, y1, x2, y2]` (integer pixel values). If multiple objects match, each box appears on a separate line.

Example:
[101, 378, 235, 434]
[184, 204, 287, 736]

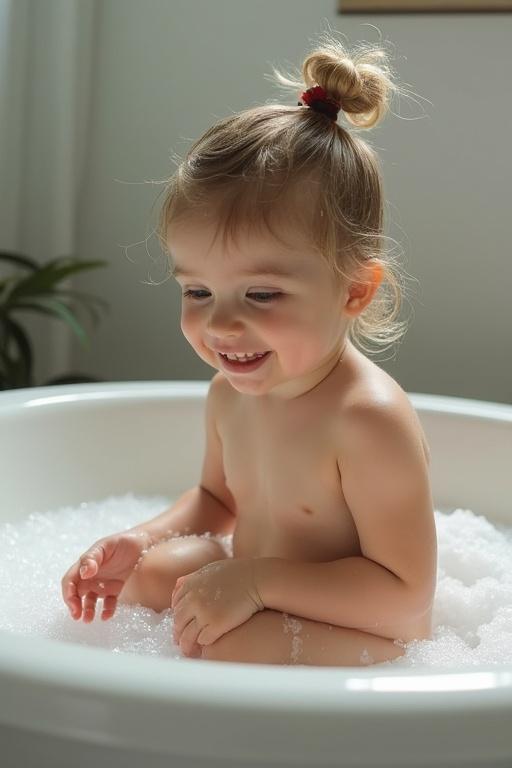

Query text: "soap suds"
[282, 612, 304, 663]
[0, 495, 511, 668]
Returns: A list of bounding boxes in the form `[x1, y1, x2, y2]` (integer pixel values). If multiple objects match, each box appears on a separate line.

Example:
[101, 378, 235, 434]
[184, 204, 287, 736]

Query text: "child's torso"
[215, 348, 433, 642]
[221, 390, 360, 563]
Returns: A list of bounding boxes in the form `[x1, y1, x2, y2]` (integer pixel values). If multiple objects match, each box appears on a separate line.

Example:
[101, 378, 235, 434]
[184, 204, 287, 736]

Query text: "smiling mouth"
[219, 352, 269, 362]
[218, 351, 272, 370]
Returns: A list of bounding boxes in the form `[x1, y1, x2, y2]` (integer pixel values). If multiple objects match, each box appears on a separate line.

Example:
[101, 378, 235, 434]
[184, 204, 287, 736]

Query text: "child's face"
[169, 217, 352, 399]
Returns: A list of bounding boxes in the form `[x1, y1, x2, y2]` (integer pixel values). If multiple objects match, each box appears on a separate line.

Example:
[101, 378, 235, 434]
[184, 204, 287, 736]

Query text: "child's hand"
[61, 530, 150, 622]
[171, 558, 264, 656]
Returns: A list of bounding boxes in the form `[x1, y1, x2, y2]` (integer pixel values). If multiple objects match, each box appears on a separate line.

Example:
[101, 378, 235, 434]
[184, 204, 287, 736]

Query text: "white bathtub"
[0, 381, 511, 768]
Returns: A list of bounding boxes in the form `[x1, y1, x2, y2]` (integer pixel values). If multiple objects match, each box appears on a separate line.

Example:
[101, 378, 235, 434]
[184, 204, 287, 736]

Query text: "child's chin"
[223, 377, 269, 395]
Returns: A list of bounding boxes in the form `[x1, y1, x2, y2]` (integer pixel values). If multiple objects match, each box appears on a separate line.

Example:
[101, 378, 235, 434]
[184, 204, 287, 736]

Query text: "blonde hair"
[157, 31, 413, 356]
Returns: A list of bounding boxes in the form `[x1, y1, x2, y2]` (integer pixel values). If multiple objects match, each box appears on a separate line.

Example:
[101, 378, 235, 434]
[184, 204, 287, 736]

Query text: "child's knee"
[200, 631, 236, 662]
[120, 535, 228, 611]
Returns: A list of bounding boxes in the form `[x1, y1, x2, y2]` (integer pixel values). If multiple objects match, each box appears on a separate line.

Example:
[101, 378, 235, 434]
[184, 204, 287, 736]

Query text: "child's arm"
[128, 485, 234, 546]
[130, 372, 236, 546]
[254, 399, 437, 633]
[62, 374, 235, 621]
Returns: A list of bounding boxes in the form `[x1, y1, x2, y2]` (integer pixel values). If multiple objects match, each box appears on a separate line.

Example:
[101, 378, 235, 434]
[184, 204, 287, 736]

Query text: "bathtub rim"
[1, 631, 512, 764]
[0, 379, 511, 423]
[1, 627, 512, 699]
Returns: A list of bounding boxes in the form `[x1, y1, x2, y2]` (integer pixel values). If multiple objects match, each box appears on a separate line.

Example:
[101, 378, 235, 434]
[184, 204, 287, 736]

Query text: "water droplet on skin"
[282, 613, 302, 635]
[360, 648, 374, 665]
[282, 613, 304, 663]
[290, 636, 303, 663]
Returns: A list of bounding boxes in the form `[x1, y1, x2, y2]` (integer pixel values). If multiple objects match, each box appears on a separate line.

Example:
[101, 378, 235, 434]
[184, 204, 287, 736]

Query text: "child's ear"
[343, 261, 384, 317]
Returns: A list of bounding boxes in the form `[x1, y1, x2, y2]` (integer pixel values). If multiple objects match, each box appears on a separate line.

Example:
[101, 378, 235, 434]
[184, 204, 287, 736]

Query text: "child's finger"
[79, 557, 98, 579]
[62, 574, 82, 618]
[189, 641, 203, 659]
[82, 592, 98, 623]
[171, 579, 185, 608]
[101, 595, 117, 620]
[62, 575, 74, 603]
[178, 617, 203, 657]
[68, 595, 82, 620]
[79, 543, 107, 578]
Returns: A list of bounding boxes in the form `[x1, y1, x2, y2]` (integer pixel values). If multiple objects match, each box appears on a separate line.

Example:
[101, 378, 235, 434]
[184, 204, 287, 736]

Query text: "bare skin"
[118, 353, 434, 667]
[217, 342, 434, 644]
[74, 215, 437, 666]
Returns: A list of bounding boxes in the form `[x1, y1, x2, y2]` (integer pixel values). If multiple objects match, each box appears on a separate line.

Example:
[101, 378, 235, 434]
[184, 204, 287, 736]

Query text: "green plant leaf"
[45, 256, 108, 284]
[52, 289, 110, 328]
[4, 302, 56, 321]
[0, 275, 27, 306]
[9, 292, 108, 347]
[0, 251, 39, 271]
[11, 290, 109, 331]
[0, 254, 109, 387]
[11, 297, 89, 345]
[0, 346, 17, 389]
[8, 257, 108, 302]
[0, 316, 33, 388]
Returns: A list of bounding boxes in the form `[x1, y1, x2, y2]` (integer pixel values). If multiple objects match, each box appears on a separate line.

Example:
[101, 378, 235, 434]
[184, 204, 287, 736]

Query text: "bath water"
[0, 493, 511, 668]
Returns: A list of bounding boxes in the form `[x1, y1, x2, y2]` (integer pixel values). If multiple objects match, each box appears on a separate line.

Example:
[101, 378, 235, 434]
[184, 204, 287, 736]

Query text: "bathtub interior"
[0, 382, 209, 521]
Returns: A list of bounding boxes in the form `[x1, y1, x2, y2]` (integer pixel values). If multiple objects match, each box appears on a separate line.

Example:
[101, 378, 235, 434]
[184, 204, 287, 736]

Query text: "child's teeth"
[225, 352, 265, 361]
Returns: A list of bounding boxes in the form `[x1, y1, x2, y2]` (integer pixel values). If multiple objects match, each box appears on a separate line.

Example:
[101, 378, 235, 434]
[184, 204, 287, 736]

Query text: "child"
[62, 32, 437, 667]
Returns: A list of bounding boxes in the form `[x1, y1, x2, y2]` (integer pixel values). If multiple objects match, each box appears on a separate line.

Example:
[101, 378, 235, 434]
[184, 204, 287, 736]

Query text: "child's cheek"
[180, 315, 200, 352]
[180, 309, 200, 345]
[181, 311, 219, 366]
[279, 323, 325, 372]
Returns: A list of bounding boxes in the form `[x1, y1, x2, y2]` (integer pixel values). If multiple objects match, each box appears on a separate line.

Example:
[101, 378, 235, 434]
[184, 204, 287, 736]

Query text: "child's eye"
[247, 292, 282, 303]
[182, 290, 210, 300]
[182, 290, 282, 303]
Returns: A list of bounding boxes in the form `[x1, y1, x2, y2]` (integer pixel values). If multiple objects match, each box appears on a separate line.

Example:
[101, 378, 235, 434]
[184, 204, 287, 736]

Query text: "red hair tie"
[298, 85, 341, 122]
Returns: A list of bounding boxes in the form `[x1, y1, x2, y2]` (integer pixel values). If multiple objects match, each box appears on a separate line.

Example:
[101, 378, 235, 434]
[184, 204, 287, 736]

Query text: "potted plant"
[0, 252, 109, 390]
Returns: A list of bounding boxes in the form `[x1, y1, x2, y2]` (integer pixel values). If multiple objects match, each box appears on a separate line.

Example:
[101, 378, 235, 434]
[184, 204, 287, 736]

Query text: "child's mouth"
[218, 351, 271, 373]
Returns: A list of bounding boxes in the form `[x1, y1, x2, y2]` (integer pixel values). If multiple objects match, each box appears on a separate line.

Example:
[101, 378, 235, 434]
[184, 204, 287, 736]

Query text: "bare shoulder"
[339, 355, 431, 467]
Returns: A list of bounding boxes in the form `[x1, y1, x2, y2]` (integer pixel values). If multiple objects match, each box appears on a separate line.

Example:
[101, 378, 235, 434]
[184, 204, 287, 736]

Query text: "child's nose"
[206, 305, 245, 337]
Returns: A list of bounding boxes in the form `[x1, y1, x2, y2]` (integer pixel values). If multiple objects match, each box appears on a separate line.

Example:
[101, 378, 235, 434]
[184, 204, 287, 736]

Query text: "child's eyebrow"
[172, 263, 298, 279]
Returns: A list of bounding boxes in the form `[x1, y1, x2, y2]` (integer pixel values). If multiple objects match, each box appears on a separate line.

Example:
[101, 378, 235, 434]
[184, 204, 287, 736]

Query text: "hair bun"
[269, 31, 399, 130]
[303, 40, 397, 129]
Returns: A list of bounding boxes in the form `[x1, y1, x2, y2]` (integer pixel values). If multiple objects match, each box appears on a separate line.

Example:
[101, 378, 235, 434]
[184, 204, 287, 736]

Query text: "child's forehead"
[169, 213, 303, 250]
[166, 170, 323, 260]
[168, 214, 316, 270]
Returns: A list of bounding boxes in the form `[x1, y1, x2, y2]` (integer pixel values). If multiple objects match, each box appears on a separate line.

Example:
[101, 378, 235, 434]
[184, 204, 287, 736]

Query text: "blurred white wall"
[31, 0, 512, 402]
